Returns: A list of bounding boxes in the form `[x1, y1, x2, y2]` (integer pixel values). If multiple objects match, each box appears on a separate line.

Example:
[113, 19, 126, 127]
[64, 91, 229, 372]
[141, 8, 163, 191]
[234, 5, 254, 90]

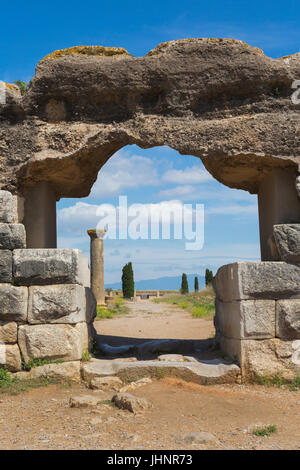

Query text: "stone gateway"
[0, 38, 300, 379]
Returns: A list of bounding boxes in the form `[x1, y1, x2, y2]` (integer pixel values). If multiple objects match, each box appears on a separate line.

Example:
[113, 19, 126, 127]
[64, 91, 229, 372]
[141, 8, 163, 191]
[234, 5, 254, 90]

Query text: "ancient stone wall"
[0, 190, 96, 375]
[214, 228, 300, 379]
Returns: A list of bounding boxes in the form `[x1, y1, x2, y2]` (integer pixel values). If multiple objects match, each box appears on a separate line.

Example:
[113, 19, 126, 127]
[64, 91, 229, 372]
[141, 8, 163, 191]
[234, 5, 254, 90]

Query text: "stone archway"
[1, 38, 300, 379]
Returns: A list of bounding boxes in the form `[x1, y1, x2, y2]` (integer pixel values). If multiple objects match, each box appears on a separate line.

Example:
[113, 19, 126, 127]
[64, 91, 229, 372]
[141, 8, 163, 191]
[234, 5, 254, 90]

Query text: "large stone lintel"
[214, 261, 300, 301]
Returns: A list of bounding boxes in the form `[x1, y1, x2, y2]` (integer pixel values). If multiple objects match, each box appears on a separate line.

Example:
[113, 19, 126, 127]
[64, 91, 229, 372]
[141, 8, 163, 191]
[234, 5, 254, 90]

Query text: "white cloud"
[206, 204, 257, 215]
[158, 184, 257, 205]
[90, 149, 159, 198]
[162, 166, 213, 184]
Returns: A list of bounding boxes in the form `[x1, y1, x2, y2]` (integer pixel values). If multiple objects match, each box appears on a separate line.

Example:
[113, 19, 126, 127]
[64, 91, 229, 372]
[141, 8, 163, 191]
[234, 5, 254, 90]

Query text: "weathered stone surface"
[214, 262, 300, 301]
[0, 223, 25, 249]
[13, 248, 85, 285]
[0, 284, 28, 322]
[14, 361, 81, 382]
[90, 376, 123, 391]
[0, 190, 18, 223]
[112, 392, 152, 413]
[158, 354, 186, 362]
[1, 40, 299, 198]
[18, 322, 89, 362]
[69, 395, 104, 408]
[81, 358, 240, 385]
[0, 250, 12, 283]
[0, 321, 17, 343]
[215, 299, 275, 339]
[175, 431, 216, 445]
[276, 300, 300, 339]
[28, 284, 95, 324]
[273, 224, 300, 262]
[220, 336, 300, 379]
[0, 343, 22, 372]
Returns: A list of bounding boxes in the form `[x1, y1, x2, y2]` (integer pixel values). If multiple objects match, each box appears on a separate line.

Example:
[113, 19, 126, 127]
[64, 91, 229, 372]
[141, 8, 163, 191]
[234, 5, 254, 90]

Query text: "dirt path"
[0, 378, 300, 450]
[1, 300, 299, 450]
[95, 299, 214, 343]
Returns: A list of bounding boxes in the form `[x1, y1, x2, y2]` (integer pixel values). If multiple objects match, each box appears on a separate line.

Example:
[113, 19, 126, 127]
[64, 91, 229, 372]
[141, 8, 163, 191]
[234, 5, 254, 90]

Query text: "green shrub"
[253, 425, 277, 436]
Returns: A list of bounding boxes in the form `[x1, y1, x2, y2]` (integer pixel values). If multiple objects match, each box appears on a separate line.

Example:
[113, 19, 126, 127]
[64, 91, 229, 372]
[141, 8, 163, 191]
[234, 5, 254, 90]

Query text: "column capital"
[87, 229, 106, 240]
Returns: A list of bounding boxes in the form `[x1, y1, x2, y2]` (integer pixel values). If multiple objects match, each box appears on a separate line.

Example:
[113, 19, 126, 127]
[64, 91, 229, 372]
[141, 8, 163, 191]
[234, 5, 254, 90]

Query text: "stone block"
[0, 284, 28, 322]
[0, 190, 18, 223]
[220, 336, 300, 379]
[13, 248, 85, 286]
[214, 262, 300, 301]
[0, 343, 22, 372]
[18, 322, 89, 363]
[273, 224, 300, 262]
[0, 250, 12, 283]
[28, 284, 95, 324]
[14, 361, 81, 382]
[81, 257, 90, 288]
[0, 223, 26, 249]
[0, 321, 17, 343]
[276, 300, 300, 339]
[216, 299, 275, 339]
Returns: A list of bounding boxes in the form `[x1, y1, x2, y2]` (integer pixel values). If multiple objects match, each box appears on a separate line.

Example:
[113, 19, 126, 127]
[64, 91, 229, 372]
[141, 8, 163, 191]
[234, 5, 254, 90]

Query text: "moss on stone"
[147, 38, 264, 56]
[4, 83, 19, 92]
[40, 46, 131, 63]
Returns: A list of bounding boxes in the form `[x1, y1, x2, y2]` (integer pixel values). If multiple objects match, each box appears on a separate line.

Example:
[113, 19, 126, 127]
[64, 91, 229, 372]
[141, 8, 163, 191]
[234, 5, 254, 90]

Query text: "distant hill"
[105, 274, 205, 291]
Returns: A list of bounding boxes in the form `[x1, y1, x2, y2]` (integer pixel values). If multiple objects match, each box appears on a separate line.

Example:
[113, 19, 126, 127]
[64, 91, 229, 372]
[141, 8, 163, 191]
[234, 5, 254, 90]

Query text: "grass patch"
[0, 368, 60, 395]
[22, 358, 63, 371]
[96, 297, 129, 320]
[101, 399, 116, 407]
[152, 286, 215, 319]
[252, 373, 300, 391]
[252, 424, 277, 437]
[81, 350, 91, 362]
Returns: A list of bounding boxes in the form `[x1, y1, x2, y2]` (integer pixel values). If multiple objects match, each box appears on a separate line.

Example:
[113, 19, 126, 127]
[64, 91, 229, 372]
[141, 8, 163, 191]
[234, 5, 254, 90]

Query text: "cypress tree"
[122, 262, 135, 298]
[205, 269, 213, 286]
[194, 276, 199, 292]
[180, 273, 189, 294]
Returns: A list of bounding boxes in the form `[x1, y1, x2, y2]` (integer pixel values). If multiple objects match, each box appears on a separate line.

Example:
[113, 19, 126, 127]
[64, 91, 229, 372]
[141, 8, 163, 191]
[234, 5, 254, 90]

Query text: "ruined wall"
[214, 226, 300, 379]
[0, 190, 96, 375]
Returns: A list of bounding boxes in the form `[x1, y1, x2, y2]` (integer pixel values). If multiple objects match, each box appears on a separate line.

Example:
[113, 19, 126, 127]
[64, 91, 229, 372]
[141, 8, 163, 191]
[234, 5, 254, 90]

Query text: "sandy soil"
[95, 299, 214, 345]
[1, 300, 299, 450]
[0, 379, 300, 450]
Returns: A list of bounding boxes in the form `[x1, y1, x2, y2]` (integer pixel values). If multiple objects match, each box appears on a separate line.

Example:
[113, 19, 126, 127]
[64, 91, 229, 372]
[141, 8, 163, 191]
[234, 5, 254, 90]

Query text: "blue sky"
[1, 0, 298, 283]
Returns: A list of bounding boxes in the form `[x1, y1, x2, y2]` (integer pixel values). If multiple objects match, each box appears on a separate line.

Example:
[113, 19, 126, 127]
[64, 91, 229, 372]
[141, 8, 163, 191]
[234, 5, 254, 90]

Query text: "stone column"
[87, 229, 106, 305]
[23, 182, 57, 248]
[258, 168, 300, 261]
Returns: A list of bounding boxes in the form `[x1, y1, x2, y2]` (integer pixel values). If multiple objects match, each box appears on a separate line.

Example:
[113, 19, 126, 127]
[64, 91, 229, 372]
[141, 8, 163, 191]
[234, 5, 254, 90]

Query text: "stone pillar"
[23, 182, 57, 248]
[258, 168, 300, 261]
[87, 229, 106, 305]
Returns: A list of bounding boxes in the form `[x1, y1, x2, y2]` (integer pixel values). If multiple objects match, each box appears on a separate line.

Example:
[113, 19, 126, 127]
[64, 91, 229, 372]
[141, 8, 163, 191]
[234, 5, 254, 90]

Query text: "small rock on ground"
[69, 395, 104, 408]
[175, 431, 216, 444]
[112, 393, 152, 413]
[90, 376, 123, 391]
